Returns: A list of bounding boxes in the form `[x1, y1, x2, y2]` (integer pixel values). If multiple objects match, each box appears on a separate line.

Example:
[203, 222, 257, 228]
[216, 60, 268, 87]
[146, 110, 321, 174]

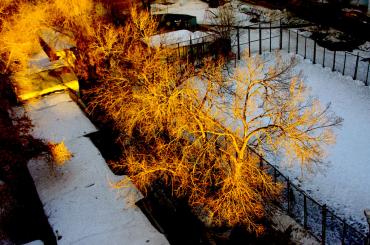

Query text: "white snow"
[22, 240, 44, 245]
[284, 54, 370, 230]
[236, 22, 370, 231]
[149, 29, 211, 48]
[24, 92, 168, 245]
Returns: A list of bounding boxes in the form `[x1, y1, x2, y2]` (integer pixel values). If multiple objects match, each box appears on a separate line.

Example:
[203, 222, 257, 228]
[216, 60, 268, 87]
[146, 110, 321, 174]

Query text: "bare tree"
[205, 3, 236, 56]
[86, 8, 341, 233]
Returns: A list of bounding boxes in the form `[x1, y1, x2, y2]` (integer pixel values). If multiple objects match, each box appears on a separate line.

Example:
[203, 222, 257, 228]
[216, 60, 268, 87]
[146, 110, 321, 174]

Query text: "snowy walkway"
[24, 92, 168, 245]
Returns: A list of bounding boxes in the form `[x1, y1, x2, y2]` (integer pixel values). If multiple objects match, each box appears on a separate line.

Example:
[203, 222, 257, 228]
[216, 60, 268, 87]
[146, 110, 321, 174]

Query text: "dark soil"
[0, 73, 56, 245]
[136, 182, 295, 245]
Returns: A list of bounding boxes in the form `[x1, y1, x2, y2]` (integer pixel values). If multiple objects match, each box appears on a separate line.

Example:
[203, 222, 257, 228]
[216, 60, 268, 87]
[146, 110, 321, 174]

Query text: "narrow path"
[23, 92, 168, 245]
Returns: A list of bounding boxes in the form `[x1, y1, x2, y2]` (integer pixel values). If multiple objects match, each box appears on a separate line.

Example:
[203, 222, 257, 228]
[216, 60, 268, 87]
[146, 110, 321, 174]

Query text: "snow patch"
[149, 29, 211, 47]
[25, 92, 168, 245]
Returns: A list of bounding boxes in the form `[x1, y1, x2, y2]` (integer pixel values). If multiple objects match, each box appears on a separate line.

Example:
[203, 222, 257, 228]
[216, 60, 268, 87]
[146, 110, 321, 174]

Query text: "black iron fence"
[169, 20, 370, 84]
[233, 20, 370, 86]
[259, 156, 368, 245]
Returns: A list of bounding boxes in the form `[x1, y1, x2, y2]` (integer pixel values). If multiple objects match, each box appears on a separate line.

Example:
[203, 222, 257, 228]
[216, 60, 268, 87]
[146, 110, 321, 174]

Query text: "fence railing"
[259, 156, 368, 245]
[232, 20, 370, 86]
[168, 22, 369, 244]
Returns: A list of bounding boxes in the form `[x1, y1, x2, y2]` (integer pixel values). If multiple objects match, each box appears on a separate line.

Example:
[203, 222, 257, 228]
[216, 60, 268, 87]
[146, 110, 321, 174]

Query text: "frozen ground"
[22, 93, 168, 245]
[161, 0, 370, 234]
[149, 29, 211, 47]
[266, 52, 370, 231]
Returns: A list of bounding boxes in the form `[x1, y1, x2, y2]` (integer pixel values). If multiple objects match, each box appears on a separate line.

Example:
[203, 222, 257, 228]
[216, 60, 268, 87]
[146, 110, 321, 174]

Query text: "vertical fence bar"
[259, 156, 264, 168]
[237, 27, 240, 60]
[288, 30, 290, 53]
[296, 31, 299, 54]
[304, 37, 307, 59]
[202, 37, 205, 56]
[343, 52, 347, 75]
[313, 40, 317, 64]
[259, 23, 262, 55]
[287, 178, 291, 214]
[342, 221, 347, 244]
[248, 28, 251, 57]
[323, 48, 326, 68]
[332, 50, 336, 71]
[234, 52, 237, 68]
[354, 52, 359, 80]
[196, 44, 199, 63]
[366, 62, 369, 86]
[190, 37, 193, 61]
[273, 168, 277, 183]
[279, 19, 283, 50]
[269, 22, 272, 52]
[178, 43, 180, 58]
[322, 205, 327, 245]
[304, 195, 307, 229]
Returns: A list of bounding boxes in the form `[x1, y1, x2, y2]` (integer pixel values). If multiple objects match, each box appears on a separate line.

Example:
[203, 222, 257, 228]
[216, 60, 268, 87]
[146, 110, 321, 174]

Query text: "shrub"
[47, 141, 72, 166]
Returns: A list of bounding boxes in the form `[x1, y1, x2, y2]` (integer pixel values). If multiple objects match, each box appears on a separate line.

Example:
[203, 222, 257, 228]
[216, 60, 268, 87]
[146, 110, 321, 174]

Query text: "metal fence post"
[343, 52, 347, 75]
[322, 204, 327, 245]
[288, 30, 290, 53]
[269, 22, 272, 52]
[237, 27, 240, 60]
[248, 28, 251, 57]
[287, 178, 291, 214]
[178, 43, 180, 58]
[296, 31, 299, 54]
[313, 40, 317, 64]
[366, 62, 369, 86]
[279, 19, 282, 50]
[332, 50, 336, 72]
[342, 221, 347, 244]
[304, 195, 307, 229]
[234, 53, 237, 68]
[323, 48, 326, 68]
[202, 37, 205, 56]
[273, 168, 277, 183]
[190, 37, 193, 60]
[259, 23, 262, 55]
[304, 37, 307, 59]
[354, 52, 360, 80]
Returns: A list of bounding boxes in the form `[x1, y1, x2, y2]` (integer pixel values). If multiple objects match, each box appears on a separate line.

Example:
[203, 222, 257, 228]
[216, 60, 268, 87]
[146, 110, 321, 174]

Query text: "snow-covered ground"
[268, 52, 370, 231]
[158, 0, 370, 234]
[149, 29, 211, 47]
[22, 93, 169, 245]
